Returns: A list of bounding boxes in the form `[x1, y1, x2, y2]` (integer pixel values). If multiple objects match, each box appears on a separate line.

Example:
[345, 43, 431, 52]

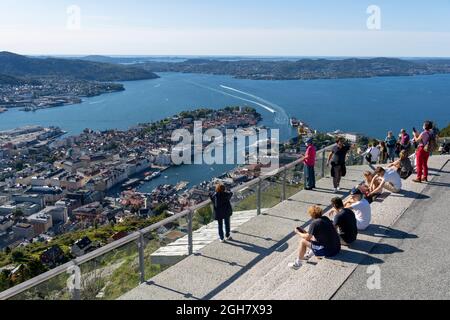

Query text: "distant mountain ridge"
[140, 57, 450, 80]
[0, 52, 159, 82]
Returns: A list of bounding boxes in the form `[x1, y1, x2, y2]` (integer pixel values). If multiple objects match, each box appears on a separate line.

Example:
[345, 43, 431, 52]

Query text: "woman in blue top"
[385, 131, 397, 162]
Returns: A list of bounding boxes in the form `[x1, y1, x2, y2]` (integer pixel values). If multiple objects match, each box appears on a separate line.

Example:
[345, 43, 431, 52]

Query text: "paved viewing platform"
[120, 155, 450, 300]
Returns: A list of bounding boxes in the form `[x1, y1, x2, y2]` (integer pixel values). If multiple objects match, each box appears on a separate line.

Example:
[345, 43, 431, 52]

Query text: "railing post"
[138, 233, 146, 284]
[257, 178, 262, 215]
[281, 169, 287, 202]
[188, 210, 194, 255]
[72, 288, 81, 301]
[321, 150, 326, 178]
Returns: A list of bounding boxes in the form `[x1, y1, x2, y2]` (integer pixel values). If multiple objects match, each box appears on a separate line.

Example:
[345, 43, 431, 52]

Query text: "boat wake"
[220, 85, 289, 125]
[88, 100, 105, 105]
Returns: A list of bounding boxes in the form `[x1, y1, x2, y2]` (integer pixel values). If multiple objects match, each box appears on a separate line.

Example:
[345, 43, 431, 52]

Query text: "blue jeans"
[218, 217, 231, 240]
[304, 165, 316, 189]
[387, 147, 396, 162]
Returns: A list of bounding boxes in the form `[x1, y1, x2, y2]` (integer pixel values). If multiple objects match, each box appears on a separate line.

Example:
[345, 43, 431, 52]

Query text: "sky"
[1, 0, 450, 57]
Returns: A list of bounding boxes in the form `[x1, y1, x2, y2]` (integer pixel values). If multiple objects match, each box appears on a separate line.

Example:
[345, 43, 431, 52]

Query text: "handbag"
[365, 148, 373, 163]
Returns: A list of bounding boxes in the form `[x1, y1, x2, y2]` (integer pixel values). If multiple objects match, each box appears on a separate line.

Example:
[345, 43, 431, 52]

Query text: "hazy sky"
[1, 0, 450, 57]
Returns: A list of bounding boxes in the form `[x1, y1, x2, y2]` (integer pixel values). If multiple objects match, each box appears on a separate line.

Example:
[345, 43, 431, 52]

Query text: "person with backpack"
[412, 121, 436, 183]
[379, 141, 389, 164]
[388, 150, 414, 180]
[210, 184, 234, 242]
[385, 131, 397, 162]
[363, 142, 380, 165]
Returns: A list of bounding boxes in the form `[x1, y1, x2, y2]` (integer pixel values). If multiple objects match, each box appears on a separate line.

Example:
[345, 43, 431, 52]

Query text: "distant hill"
[0, 52, 159, 82]
[0, 73, 41, 85]
[142, 57, 450, 80]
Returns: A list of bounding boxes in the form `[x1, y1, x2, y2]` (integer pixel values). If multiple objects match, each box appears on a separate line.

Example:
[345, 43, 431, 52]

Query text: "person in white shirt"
[363, 142, 381, 164]
[345, 188, 372, 231]
[369, 167, 402, 195]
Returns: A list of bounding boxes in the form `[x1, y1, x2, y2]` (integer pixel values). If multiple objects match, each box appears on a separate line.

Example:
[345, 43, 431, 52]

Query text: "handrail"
[0, 143, 336, 300]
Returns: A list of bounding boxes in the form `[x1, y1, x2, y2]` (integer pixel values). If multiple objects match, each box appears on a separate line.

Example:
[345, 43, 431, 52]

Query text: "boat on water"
[121, 178, 141, 189]
[144, 171, 161, 181]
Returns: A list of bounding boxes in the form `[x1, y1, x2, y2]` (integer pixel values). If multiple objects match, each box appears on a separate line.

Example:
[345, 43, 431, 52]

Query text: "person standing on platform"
[300, 138, 317, 191]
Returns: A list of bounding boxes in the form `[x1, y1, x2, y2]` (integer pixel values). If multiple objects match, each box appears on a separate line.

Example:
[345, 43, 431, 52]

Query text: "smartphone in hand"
[296, 227, 306, 233]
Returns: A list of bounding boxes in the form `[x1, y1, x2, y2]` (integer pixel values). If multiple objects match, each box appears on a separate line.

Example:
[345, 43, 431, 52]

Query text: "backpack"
[424, 130, 438, 153]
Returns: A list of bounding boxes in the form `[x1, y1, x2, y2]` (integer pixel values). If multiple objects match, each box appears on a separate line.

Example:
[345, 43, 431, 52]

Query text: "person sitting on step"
[345, 188, 372, 231]
[289, 205, 341, 270]
[368, 167, 402, 197]
[330, 197, 358, 246]
[359, 171, 382, 203]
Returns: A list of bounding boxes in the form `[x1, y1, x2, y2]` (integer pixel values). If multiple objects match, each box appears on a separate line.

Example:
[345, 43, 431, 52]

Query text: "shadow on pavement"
[328, 249, 384, 266]
[359, 224, 418, 240]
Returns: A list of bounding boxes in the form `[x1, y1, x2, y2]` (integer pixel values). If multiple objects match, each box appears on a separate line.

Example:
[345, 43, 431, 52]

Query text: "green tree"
[11, 250, 26, 263]
[13, 209, 24, 221]
[440, 123, 450, 137]
[15, 160, 25, 171]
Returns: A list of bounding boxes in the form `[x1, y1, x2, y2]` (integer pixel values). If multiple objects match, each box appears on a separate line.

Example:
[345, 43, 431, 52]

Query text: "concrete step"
[119, 156, 449, 300]
[215, 156, 449, 300]
[119, 164, 373, 300]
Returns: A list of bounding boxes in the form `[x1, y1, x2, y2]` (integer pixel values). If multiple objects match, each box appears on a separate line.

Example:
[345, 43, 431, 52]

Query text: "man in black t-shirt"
[330, 197, 358, 245]
[289, 205, 341, 270]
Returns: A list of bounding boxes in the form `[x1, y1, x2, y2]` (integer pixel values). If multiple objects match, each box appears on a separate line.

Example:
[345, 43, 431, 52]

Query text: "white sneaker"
[288, 259, 302, 270]
[334, 188, 338, 193]
[220, 239, 226, 243]
[304, 250, 315, 260]
[226, 236, 233, 241]
[337, 187, 341, 191]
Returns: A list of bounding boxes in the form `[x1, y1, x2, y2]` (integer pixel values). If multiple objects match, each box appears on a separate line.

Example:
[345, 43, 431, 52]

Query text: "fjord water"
[0, 72, 449, 139]
[1, 72, 449, 192]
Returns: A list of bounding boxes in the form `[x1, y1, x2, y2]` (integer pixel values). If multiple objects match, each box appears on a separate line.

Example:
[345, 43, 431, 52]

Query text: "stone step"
[119, 156, 450, 300]
[119, 164, 372, 300]
[216, 156, 449, 300]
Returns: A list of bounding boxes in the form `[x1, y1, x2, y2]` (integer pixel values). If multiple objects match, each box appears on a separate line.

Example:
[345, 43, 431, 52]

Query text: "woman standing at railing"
[300, 138, 317, 191]
[385, 131, 397, 162]
[210, 184, 234, 243]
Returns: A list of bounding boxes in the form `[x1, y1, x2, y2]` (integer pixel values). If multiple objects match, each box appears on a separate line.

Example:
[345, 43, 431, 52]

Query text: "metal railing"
[0, 144, 339, 300]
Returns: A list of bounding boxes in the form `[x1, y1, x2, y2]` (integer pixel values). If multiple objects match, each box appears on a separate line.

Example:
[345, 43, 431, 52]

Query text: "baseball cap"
[351, 187, 363, 196]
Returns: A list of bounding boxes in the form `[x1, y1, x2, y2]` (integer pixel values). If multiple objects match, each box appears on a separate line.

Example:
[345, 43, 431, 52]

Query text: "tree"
[13, 209, 24, 221]
[440, 123, 450, 137]
[15, 160, 25, 171]
[11, 250, 26, 263]
[153, 203, 169, 216]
